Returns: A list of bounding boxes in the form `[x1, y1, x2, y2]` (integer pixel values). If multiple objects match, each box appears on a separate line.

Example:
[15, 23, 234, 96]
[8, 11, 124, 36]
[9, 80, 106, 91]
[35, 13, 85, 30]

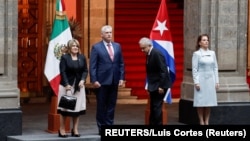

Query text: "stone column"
[82, 0, 114, 58]
[0, 0, 21, 140]
[180, 0, 250, 124]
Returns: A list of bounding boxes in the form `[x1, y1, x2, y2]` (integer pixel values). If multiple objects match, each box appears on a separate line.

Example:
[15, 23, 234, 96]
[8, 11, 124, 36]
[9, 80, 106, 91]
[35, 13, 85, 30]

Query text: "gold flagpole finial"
[55, 11, 67, 20]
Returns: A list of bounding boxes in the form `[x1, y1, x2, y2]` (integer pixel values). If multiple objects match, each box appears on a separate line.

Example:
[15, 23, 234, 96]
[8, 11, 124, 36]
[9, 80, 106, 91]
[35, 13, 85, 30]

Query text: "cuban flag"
[150, 0, 176, 103]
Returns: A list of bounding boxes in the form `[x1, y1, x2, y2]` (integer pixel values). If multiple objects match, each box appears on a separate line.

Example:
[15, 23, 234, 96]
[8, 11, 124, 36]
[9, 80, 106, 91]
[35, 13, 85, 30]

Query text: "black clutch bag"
[59, 93, 77, 110]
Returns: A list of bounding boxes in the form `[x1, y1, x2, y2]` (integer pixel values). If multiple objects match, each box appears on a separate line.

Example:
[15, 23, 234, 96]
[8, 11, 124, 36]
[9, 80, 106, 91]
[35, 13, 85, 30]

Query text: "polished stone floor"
[21, 100, 181, 136]
[7, 99, 183, 140]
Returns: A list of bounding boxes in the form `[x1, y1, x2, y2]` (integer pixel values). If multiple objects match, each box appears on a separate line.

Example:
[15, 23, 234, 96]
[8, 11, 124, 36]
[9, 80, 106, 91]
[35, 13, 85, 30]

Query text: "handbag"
[59, 91, 77, 110]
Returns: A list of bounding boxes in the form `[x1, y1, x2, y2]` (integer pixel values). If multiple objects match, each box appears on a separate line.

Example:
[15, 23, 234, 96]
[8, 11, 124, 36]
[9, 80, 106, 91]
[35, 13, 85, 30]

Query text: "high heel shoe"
[58, 130, 68, 138]
[71, 129, 80, 137]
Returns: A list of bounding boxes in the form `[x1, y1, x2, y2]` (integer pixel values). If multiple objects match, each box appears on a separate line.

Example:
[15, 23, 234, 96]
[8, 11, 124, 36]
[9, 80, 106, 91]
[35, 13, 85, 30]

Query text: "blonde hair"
[67, 38, 81, 54]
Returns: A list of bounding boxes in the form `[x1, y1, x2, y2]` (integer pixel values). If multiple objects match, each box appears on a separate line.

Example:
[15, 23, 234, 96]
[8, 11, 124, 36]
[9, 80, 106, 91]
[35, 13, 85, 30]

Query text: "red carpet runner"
[115, 0, 184, 99]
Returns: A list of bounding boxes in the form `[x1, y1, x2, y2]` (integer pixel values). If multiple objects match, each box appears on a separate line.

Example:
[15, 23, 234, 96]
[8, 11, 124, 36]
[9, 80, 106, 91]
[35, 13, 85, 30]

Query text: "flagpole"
[45, 0, 72, 134]
[47, 96, 60, 133]
[47, 95, 70, 133]
[145, 97, 168, 125]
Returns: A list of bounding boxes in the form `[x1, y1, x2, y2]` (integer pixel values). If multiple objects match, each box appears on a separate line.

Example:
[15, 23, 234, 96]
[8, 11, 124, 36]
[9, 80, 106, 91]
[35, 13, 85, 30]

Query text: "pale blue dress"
[192, 48, 219, 107]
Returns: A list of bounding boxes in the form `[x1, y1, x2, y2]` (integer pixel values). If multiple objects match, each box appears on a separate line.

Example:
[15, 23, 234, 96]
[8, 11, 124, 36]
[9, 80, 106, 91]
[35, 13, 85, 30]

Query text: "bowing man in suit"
[89, 25, 125, 134]
[138, 37, 171, 125]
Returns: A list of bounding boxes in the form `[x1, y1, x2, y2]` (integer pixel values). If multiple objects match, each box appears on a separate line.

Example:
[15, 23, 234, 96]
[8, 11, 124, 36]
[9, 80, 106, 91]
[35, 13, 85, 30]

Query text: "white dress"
[192, 48, 219, 107]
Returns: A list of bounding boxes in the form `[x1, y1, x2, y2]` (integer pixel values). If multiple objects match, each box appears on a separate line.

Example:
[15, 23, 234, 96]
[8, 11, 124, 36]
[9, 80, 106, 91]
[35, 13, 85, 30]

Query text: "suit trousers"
[149, 90, 166, 125]
[95, 85, 118, 132]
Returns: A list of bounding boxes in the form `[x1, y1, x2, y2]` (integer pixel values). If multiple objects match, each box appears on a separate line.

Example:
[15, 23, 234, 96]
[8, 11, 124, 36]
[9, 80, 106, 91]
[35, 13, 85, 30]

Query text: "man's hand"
[119, 80, 124, 87]
[93, 81, 101, 88]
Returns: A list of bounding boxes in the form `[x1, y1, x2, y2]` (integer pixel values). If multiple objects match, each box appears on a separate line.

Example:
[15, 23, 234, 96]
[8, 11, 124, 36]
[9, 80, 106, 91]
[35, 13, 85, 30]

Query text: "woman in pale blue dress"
[192, 34, 219, 125]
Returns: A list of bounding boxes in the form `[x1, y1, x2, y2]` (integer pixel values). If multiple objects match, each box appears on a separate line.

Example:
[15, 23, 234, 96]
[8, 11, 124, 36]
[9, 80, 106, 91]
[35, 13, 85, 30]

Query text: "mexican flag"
[44, 0, 72, 96]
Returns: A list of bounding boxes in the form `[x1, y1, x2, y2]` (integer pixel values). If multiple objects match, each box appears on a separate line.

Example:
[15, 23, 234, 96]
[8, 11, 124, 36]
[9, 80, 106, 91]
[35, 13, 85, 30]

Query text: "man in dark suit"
[89, 25, 125, 134]
[138, 37, 171, 125]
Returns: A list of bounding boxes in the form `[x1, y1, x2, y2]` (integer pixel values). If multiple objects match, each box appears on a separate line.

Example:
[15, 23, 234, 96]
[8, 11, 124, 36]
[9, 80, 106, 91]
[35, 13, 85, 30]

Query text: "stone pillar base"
[0, 109, 22, 140]
[179, 99, 250, 124]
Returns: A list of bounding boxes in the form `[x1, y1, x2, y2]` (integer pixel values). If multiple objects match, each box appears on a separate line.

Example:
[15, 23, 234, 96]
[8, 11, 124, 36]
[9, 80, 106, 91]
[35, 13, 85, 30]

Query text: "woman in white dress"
[192, 34, 219, 125]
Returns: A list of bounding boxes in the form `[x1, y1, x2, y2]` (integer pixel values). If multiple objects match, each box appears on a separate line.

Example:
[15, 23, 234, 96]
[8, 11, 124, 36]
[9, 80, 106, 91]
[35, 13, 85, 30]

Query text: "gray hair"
[138, 37, 152, 46]
[101, 25, 112, 33]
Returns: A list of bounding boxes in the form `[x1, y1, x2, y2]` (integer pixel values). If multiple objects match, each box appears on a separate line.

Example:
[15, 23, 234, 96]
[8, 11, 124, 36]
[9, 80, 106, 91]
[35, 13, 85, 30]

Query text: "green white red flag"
[44, 0, 72, 96]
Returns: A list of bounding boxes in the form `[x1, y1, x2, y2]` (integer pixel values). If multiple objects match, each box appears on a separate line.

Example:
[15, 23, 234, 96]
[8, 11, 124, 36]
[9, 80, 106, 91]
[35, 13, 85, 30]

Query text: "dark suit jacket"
[59, 53, 88, 91]
[89, 41, 125, 85]
[146, 48, 171, 92]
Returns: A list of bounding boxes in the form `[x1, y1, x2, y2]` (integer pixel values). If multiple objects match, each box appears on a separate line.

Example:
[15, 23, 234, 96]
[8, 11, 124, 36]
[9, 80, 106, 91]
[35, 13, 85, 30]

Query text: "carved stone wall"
[0, 0, 19, 108]
[0, 0, 21, 139]
[180, 0, 250, 124]
[182, 0, 249, 102]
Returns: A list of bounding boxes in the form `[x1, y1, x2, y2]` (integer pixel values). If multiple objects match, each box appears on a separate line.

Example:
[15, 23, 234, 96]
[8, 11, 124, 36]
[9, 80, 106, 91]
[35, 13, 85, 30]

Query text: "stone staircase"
[117, 87, 147, 104]
[115, 0, 184, 99]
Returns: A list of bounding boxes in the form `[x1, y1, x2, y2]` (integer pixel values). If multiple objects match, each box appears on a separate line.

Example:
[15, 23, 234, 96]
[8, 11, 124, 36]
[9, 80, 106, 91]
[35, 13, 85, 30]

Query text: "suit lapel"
[148, 49, 154, 64]
[112, 43, 116, 60]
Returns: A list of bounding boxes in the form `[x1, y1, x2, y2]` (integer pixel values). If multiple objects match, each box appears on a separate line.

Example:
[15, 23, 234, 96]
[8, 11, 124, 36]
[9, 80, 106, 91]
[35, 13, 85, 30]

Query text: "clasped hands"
[78, 80, 85, 88]
[65, 80, 85, 90]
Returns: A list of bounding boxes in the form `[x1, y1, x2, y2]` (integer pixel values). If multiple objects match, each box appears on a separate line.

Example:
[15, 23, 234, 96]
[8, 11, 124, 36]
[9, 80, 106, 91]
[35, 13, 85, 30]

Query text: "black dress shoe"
[71, 129, 81, 137]
[58, 130, 68, 138]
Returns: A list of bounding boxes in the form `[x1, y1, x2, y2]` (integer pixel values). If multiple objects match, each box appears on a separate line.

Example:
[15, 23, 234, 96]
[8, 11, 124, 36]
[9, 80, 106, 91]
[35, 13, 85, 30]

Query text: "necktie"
[107, 43, 114, 61]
